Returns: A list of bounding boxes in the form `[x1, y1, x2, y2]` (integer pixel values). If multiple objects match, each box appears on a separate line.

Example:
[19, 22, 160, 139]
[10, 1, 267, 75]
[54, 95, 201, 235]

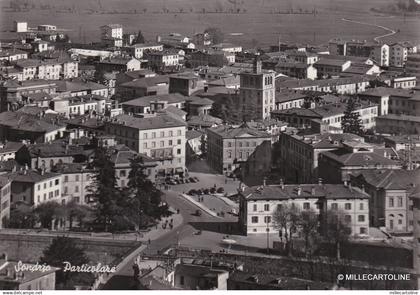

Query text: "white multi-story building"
[15, 58, 78, 81]
[389, 42, 417, 68]
[9, 169, 62, 207]
[56, 163, 95, 206]
[239, 183, 370, 236]
[0, 176, 11, 229]
[104, 113, 187, 178]
[130, 43, 163, 59]
[406, 53, 420, 79]
[100, 24, 123, 47]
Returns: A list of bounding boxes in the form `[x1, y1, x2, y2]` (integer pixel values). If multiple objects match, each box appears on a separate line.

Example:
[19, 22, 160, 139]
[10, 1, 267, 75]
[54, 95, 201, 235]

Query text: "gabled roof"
[27, 142, 85, 158]
[109, 113, 186, 130]
[354, 169, 420, 191]
[54, 79, 107, 93]
[208, 123, 271, 139]
[242, 183, 369, 201]
[321, 149, 400, 167]
[122, 93, 186, 107]
[8, 169, 60, 183]
[0, 112, 64, 133]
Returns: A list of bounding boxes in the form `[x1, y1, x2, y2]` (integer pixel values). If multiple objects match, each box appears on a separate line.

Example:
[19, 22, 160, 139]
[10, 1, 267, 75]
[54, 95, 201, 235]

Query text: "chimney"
[311, 186, 315, 196]
[318, 178, 322, 186]
[279, 178, 284, 189]
[263, 177, 267, 187]
[361, 184, 365, 192]
[297, 186, 302, 196]
[344, 180, 348, 186]
[41, 169, 45, 176]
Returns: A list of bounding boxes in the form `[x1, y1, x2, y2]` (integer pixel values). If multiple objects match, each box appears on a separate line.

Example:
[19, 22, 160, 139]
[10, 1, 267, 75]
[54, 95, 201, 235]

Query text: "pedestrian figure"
[148, 238, 151, 245]
[132, 263, 139, 278]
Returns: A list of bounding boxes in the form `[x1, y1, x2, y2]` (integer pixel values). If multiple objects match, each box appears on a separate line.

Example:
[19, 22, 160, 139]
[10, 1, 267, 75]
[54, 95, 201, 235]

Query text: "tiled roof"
[187, 114, 222, 127]
[8, 170, 60, 183]
[108, 144, 156, 165]
[109, 113, 186, 130]
[122, 93, 185, 107]
[27, 142, 85, 158]
[360, 87, 414, 98]
[0, 142, 25, 153]
[208, 123, 271, 139]
[243, 183, 369, 201]
[54, 79, 107, 93]
[0, 112, 64, 133]
[186, 129, 205, 140]
[186, 97, 214, 106]
[354, 169, 420, 191]
[321, 149, 400, 167]
[120, 76, 169, 88]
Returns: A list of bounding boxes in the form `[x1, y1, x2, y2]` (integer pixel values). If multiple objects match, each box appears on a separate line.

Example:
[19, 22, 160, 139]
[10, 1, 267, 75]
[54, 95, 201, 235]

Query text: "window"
[180, 276, 185, 285]
[344, 203, 351, 210]
[398, 219, 402, 225]
[359, 203, 364, 210]
[264, 204, 270, 211]
[358, 215, 365, 222]
[331, 203, 338, 210]
[49, 192, 53, 199]
[389, 197, 394, 207]
[344, 215, 351, 223]
[177, 130, 182, 136]
[177, 139, 181, 145]
[120, 170, 126, 177]
[251, 216, 259, 223]
[360, 227, 367, 234]
[64, 187, 68, 194]
[177, 149, 181, 155]
[160, 141, 164, 147]
[397, 196, 403, 207]
[152, 132, 156, 138]
[169, 131, 173, 137]
[38, 184, 41, 190]
[64, 176, 68, 183]
[169, 140, 173, 146]
[303, 202, 310, 210]
[75, 175, 79, 182]
[264, 216, 271, 223]
[160, 131, 165, 137]
[152, 142, 156, 148]
[143, 133, 148, 139]
[44, 183, 46, 189]
[253, 204, 257, 211]
[55, 190, 59, 196]
[143, 143, 147, 149]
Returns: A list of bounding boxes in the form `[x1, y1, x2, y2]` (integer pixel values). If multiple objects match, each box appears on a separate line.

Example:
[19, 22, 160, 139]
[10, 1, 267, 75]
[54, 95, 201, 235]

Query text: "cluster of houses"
[0, 19, 420, 289]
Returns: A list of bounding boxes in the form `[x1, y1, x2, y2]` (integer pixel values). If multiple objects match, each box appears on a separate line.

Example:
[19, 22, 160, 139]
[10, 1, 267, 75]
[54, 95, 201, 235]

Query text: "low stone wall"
[0, 233, 141, 264]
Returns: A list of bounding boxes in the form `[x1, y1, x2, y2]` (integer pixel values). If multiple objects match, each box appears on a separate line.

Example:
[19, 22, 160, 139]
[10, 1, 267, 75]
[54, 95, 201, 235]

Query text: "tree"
[65, 201, 93, 230]
[123, 155, 170, 230]
[204, 27, 224, 44]
[34, 201, 61, 229]
[272, 203, 300, 256]
[134, 30, 145, 44]
[41, 237, 94, 289]
[298, 209, 321, 258]
[87, 146, 122, 231]
[8, 207, 37, 228]
[324, 209, 352, 260]
[341, 98, 364, 135]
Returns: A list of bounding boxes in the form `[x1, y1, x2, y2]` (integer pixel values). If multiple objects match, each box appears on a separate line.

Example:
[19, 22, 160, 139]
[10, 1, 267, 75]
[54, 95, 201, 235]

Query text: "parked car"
[216, 187, 225, 193]
[195, 209, 202, 216]
[185, 178, 190, 183]
[189, 177, 197, 183]
[188, 189, 197, 195]
[178, 178, 185, 184]
[193, 177, 199, 182]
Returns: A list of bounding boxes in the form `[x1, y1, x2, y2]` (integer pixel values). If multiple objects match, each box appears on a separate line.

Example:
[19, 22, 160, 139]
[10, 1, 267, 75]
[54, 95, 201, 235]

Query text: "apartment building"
[376, 114, 420, 135]
[329, 39, 389, 66]
[14, 58, 78, 81]
[278, 132, 365, 183]
[147, 50, 180, 68]
[54, 163, 95, 206]
[389, 42, 417, 68]
[104, 113, 187, 178]
[100, 24, 123, 47]
[271, 99, 378, 131]
[0, 176, 11, 229]
[406, 53, 420, 78]
[351, 169, 420, 234]
[206, 123, 271, 174]
[318, 141, 402, 184]
[130, 43, 163, 59]
[8, 169, 62, 206]
[238, 183, 370, 236]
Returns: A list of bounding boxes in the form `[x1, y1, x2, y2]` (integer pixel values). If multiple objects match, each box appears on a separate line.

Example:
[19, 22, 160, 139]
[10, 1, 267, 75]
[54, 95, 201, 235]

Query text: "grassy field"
[0, 0, 419, 47]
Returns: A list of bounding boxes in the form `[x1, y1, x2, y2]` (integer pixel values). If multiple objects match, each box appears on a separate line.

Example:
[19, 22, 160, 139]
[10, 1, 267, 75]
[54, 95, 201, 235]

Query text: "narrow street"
[102, 189, 223, 289]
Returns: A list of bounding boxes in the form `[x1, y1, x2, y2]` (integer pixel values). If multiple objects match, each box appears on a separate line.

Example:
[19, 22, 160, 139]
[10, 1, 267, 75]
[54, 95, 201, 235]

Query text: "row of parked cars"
[188, 187, 224, 196]
[165, 176, 199, 185]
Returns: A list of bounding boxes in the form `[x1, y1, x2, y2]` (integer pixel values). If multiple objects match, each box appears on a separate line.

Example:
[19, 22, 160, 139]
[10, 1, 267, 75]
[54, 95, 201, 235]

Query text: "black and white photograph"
[0, 0, 419, 293]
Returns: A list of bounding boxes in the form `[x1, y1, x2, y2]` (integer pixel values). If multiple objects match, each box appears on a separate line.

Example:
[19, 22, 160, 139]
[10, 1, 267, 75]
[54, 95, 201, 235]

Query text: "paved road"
[102, 189, 222, 289]
[341, 18, 397, 42]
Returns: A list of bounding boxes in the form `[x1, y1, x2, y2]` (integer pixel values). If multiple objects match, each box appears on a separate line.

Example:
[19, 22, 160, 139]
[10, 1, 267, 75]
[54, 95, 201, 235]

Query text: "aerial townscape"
[0, 0, 420, 292]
